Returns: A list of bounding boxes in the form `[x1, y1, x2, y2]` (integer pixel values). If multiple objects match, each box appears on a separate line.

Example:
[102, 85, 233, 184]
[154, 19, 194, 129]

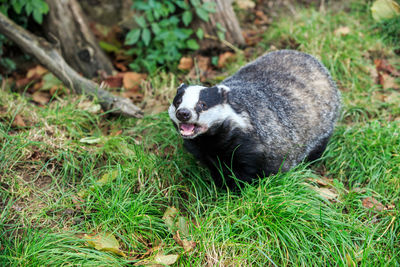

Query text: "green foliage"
[0, 0, 49, 24]
[0, 0, 49, 77]
[373, 16, 400, 46]
[125, 0, 215, 73]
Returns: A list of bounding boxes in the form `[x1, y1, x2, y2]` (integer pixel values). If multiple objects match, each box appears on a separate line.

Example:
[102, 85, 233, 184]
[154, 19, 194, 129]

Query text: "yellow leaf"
[371, 0, 400, 21]
[162, 207, 179, 232]
[95, 170, 119, 186]
[154, 254, 179, 265]
[84, 232, 126, 257]
[77, 170, 119, 197]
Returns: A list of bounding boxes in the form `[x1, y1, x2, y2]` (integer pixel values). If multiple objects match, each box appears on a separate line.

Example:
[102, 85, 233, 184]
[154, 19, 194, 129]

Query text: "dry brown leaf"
[174, 231, 196, 253]
[196, 56, 211, 72]
[32, 91, 50, 105]
[254, 10, 269, 25]
[379, 73, 400, 90]
[84, 232, 126, 257]
[104, 73, 124, 88]
[218, 52, 235, 68]
[243, 30, 263, 46]
[16, 77, 34, 88]
[26, 65, 48, 79]
[178, 57, 194, 71]
[122, 91, 144, 103]
[49, 85, 68, 96]
[123, 72, 147, 91]
[12, 114, 26, 127]
[362, 197, 385, 212]
[115, 62, 129, 72]
[374, 59, 400, 77]
[32, 80, 44, 92]
[334, 26, 351, 36]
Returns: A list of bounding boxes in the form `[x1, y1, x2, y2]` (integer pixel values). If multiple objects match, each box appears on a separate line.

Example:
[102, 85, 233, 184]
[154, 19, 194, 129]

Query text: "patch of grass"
[1, 0, 399, 265]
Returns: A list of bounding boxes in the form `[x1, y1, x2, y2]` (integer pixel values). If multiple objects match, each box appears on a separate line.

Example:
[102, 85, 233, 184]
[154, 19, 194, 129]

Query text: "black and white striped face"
[169, 84, 233, 139]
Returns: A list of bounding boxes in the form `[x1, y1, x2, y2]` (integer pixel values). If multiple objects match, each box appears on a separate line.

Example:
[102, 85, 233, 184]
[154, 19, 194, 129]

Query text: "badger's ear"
[219, 85, 230, 103]
[177, 83, 188, 92]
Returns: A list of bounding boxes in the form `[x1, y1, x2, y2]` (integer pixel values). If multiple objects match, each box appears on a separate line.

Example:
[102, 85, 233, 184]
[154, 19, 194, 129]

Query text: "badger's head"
[168, 83, 233, 139]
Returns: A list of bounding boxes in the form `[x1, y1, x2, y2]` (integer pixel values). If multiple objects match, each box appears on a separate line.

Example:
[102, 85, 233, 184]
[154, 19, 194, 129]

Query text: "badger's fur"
[169, 50, 340, 185]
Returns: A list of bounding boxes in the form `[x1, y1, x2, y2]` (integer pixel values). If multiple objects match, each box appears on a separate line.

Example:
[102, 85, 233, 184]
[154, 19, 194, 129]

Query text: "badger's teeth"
[179, 123, 195, 136]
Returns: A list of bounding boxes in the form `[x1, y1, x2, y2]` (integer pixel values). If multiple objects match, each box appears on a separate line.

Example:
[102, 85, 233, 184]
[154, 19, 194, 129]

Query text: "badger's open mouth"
[179, 123, 206, 138]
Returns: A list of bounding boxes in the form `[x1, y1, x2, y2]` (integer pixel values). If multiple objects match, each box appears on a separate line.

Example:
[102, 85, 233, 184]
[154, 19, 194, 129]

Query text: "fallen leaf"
[374, 59, 400, 77]
[104, 73, 124, 88]
[187, 56, 213, 82]
[362, 197, 385, 212]
[122, 91, 144, 103]
[235, 0, 256, 10]
[352, 187, 367, 194]
[254, 10, 269, 25]
[78, 170, 118, 197]
[154, 254, 179, 265]
[115, 62, 128, 72]
[306, 177, 332, 186]
[162, 206, 179, 232]
[123, 72, 147, 91]
[371, 0, 400, 21]
[16, 77, 34, 88]
[12, 114, 26, 127]
[243, 29, 263, 46]
[31, 91, 50, 105]
[196, 56, 211, 72]
[95, 170, 118, 187]
[174, 231, 196, 253]
[334, 26, 351, 36]
[78, 101, 102, 114]
[71, 196, 83, 211]
[178, 57, 194, 71]
[50, 85, 68, 96]
[26, 65, 48, 79]
[79, 136, 102, 144]
[312, 186, 338, 201]
[218, 52, 234, 68]
[378, 73, 400, 89]
[84, 232, 126, 257]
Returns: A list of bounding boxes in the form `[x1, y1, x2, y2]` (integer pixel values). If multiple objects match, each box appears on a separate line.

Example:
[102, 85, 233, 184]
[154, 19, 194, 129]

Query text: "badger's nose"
[176, 108, 191, 122]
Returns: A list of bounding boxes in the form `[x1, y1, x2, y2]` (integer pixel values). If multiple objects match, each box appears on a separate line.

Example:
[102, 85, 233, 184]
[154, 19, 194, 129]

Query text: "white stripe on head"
[169, 85, 205, 125]
[180, 85, 205, 110]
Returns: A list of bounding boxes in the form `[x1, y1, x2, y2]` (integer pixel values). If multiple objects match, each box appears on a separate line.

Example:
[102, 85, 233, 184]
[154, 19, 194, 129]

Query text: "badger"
[169, 50, 340, 186]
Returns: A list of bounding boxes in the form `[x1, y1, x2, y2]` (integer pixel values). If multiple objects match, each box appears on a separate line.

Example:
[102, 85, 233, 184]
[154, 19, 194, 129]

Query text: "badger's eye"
[174, 98, 182, 107]
[197, 101, 207, 110]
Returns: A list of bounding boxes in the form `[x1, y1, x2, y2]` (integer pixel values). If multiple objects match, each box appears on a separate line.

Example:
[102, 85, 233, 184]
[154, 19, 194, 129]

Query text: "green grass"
[1, 1, 399, 266]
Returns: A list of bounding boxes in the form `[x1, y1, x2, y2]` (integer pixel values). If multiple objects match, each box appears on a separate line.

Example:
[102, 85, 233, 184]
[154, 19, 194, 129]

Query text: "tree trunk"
[44, 0, 115, 78]
[194, 0, 245, 50]
[0, 12, 143, 118]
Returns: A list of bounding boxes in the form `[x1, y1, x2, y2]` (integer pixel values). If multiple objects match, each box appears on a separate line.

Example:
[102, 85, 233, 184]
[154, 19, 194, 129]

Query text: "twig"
[204, 33, 242, 54]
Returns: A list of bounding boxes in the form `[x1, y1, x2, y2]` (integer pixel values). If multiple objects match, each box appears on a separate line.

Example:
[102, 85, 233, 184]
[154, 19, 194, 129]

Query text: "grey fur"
[170, 50, 341, 182]
[220, 50, 340, 171]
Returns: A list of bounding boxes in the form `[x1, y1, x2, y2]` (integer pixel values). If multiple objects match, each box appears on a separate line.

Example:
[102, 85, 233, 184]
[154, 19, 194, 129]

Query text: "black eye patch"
[195, 86, 223, 113]
[173, 90, 184, 108]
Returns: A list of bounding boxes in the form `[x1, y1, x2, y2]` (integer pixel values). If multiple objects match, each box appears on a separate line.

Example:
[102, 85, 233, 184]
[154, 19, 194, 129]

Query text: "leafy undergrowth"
[1, 1, 400, 266]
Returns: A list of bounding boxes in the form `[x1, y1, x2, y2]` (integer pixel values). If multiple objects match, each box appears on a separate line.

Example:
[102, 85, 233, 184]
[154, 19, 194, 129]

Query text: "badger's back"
[220, 50, 340, 171]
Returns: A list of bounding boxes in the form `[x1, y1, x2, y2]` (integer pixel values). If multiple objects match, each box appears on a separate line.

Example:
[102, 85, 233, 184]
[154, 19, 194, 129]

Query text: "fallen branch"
[0, 12, 143, 118]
